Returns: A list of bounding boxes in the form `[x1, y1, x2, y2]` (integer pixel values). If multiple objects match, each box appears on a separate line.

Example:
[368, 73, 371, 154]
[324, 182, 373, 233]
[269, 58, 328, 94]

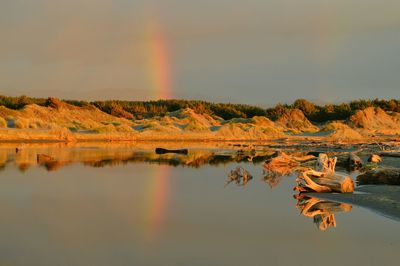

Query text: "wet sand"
[309, 185, 400, 221]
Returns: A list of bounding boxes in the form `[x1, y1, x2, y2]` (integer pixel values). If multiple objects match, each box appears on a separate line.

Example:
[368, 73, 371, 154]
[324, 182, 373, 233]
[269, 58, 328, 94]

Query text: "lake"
[0, 143, 399, 266]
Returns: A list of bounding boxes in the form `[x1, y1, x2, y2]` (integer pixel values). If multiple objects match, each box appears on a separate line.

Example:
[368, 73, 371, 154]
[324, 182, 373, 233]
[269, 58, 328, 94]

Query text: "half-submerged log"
[294, 153, 354, 193]
[357, 168, 400, 185]
[263, 152, 315, 177]
[379, 152, 400, 158]
[155, 148, 189, 155]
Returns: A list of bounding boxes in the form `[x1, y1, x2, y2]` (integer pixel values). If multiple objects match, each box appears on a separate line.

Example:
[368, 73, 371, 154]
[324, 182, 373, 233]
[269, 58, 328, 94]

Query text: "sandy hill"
[216, 116, 284, 139]
[0, 98, 133, 133]
[322, 121, 364, 141]
[3, 100, 399, 142]
[348, 107, 400, 135]
[132, 108, 219, 134]
[132, 108, 284, 140]
[275, 109, 319, 133]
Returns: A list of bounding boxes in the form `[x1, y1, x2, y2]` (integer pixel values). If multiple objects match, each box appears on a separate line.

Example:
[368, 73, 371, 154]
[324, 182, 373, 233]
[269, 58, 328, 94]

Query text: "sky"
[1, 0, 400, 106]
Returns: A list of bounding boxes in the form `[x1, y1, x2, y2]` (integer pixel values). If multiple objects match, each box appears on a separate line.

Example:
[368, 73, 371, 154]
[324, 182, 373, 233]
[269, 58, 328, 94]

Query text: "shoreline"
[0, 131, 394, 145]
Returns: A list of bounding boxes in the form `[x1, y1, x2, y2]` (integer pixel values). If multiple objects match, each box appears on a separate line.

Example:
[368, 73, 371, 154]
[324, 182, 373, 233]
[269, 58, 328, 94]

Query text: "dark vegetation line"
[1, 95, 399, 122]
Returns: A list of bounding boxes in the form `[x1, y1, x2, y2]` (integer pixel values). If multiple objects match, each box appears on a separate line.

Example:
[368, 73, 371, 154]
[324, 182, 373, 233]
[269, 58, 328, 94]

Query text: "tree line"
[1, 95, 400, 122]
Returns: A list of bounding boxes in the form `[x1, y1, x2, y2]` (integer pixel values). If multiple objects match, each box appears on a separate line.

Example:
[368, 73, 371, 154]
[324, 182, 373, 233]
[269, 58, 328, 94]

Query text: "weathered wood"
[316, 153, 337, 174]
[357, 168, 400, 185]
[263, 152, 316, 180]
[379, 152, 400, 158]
[349, 153, 363, 168]
[295, 153, 354, 193]
[368, 154, 382, 163]
[155, 148, 189, 155]
[37, 154, 54, 163]
[295, 171, 354, 193]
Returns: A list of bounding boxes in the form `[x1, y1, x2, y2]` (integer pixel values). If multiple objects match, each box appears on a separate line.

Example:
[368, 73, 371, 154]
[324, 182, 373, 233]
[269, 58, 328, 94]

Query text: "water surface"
[0, 144, 399, 266]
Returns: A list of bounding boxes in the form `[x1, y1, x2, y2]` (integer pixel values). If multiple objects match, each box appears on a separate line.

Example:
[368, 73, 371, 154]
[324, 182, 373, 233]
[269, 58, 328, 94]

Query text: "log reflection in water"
[262, 171, 284, 189]
[225, 167, 253, 187]
[294, 194, 352, 231]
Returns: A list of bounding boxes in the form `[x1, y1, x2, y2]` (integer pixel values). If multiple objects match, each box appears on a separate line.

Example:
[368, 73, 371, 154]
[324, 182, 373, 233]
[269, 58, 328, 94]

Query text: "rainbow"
[146, 17, 172, 100]
[144, 164, 171, 241]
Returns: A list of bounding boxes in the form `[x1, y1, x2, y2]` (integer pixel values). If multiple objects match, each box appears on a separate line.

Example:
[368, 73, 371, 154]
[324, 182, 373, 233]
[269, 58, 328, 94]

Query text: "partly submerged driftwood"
[295, 154, 354, 193]
[155, 148, 189, 155]
[357, 168, 400, 185]
[379, 152, 400, 158]
[37, 154, 54, 163]
[349, 153, 363, 168]
[263, 152, 315, 176]
[368, 154, 382, 163]
[263, 152, 316, 188]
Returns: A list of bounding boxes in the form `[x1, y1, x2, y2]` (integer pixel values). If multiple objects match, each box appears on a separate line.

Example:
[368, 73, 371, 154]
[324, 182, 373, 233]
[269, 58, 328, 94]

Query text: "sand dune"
[1, 100, 399, 143]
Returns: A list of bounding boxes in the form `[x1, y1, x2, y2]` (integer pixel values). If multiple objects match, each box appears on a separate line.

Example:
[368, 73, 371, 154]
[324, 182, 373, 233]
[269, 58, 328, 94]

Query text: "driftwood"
[368, 154, 382, 163]
[295, 154, 354, 193]
[349, 153, 363, 168]
[295, 194, 352, 231]
[37, 154, 54, 163]
[155, 148, 189, 155]
[225, 167, 253, 187]
[263, 152, 315, 176]
[357, 168, 400, 185]
[379, 152, 400, 158]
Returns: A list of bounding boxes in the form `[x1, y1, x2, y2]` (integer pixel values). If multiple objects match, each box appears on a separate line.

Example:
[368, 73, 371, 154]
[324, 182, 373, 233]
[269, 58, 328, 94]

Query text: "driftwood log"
[37, 154, 54, 163]
[349, 153, 363, 168]
[263, 152, 315, 176]
[295, 154, 354, 193]
[357, 168, 400, 185]
[263, 152, 316, 188]
[379, 152, 400, 158]
[368, 154, 382, 163]
[155, 148, 189, 155]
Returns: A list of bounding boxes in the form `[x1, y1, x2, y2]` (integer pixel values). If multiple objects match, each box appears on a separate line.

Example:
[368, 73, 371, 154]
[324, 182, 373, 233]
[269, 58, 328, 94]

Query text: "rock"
[368, 154, 382, 163]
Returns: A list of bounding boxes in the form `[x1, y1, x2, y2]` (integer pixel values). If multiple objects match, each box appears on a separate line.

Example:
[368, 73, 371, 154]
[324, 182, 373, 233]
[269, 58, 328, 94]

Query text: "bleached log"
[263, 152, 315, 177]
[295, 153, 354, 193]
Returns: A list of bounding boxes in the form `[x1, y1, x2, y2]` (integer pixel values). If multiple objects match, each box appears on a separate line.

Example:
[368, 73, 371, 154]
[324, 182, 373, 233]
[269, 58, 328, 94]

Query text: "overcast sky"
[1, 0, 400, 106]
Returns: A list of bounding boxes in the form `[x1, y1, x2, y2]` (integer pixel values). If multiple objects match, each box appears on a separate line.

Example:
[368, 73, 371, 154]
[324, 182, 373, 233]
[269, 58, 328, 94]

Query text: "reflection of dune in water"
[0, 143, 275, 173]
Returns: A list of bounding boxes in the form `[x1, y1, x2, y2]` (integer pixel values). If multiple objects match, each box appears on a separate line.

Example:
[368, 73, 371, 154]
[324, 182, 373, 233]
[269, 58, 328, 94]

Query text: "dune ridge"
[1, 99, 400, 143]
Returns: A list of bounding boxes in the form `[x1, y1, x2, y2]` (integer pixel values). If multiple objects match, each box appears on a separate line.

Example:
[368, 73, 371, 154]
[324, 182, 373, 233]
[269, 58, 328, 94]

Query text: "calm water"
[0, 144, 399, 266]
